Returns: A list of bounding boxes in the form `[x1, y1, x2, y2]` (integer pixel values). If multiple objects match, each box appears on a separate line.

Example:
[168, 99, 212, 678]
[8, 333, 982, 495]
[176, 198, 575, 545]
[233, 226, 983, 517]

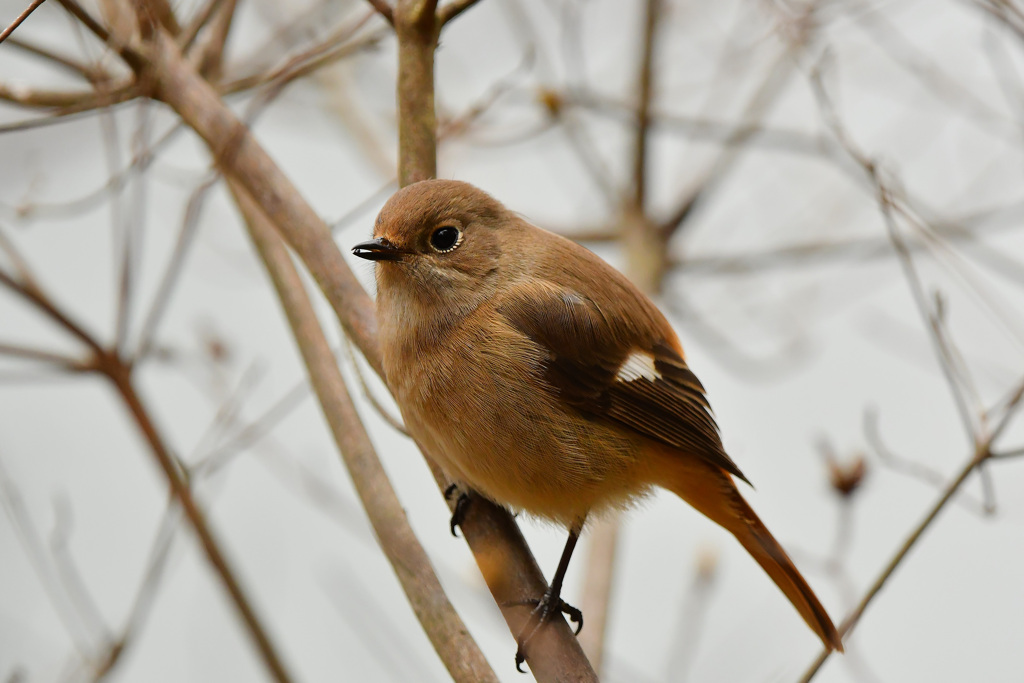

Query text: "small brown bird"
[353, 179, 843, 664]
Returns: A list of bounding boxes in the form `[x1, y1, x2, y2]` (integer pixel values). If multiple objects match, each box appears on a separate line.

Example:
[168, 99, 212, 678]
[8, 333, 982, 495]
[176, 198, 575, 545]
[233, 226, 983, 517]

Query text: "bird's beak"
[352, 237, 405, 262]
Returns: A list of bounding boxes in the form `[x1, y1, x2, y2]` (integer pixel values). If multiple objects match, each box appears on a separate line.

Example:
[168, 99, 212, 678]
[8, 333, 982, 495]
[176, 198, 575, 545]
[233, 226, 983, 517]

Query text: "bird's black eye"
[429, 225, 462, 253]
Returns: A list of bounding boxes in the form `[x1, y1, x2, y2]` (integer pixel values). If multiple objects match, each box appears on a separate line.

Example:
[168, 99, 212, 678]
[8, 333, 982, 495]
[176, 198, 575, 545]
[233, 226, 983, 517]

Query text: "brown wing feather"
[498, 282, 750, 484]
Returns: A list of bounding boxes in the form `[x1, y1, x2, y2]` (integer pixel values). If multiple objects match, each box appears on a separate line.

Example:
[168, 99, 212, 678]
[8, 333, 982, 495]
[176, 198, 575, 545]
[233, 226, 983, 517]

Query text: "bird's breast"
[380, 305, 643, 524]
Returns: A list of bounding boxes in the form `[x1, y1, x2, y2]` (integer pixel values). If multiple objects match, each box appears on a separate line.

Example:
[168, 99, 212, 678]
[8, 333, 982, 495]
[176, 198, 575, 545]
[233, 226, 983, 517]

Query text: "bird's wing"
[498, 280, 749, 484]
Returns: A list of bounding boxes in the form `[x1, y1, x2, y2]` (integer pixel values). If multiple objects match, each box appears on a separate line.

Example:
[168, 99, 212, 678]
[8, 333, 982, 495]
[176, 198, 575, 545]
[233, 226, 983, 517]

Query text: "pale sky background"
[1, 1, 1023, 682]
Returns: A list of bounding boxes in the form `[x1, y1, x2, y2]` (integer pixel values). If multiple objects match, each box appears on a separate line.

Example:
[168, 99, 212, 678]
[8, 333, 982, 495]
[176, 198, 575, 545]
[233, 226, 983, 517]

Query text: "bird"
[352, 179, 843, 666]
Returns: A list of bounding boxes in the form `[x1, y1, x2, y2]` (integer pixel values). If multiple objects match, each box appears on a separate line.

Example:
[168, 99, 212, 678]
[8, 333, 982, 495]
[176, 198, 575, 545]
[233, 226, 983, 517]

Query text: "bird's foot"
[507, 588, 583, 672]
[444, 484, 472, 537]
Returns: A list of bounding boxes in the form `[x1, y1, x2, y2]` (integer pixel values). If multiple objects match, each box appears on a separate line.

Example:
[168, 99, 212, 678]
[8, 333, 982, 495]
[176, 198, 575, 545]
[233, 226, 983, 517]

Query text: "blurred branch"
[579, 0, 662, 669]
[219, 11, 384, 96]
[971, 0, 1024, 44]
[438, 0, 483, 26]
[576, 514, 617, 672]
[672, 200, 1024, 274]
[178, 0, 230, 50]
[850, 1, 1015, 136]
[0, 342, 83, 370]
[49, 497, 112, 648]
[364, 0, 395, 26]
[0, 456, 97, 659]
[0, 269, 103, 355]
[630, 0, 660, 213]
[0, 0, 48, 45]
[191, 0, 238, 79]
[133, 170, 219, 362]
[665, 547, 719, 683]
[0, 226, 37, 284]
[105, 351, 297, 683]
[394, 0, 439, 185]
[810, 58, 981, 441]
[987, 376, 1024, 443]
[799, 48, 1020, 681]
[659, 2, 820, 240]
[0, 213, 296, 683]
[54, 0, 146, 70]
[4, 37, 110, 81]
[866, 409, 991, 516]
[139, 30, 382, 370]
[340, 335, 409, 436]
[0, 12, 383, 135]
[799, 443, 992, 682]
[88, 501, 180, 681]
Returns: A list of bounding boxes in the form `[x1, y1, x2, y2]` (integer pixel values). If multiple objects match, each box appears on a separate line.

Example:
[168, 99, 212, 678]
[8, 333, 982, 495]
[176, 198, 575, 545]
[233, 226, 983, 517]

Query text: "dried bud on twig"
[537, 88, 563, 118]
[828, 454, 867, 498]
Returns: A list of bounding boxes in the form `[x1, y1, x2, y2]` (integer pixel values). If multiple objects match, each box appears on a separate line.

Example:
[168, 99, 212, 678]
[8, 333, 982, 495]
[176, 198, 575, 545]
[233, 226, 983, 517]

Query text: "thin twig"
[0, 0, 48, 45]
[992, 445, 1024, 458]
[339, 334, 408, 436]
[178, 0, 229, 50]
[986, 375, 1024, 443]
[49, 497, 113, 646]
[798, 448, 988, 682]
[0, 270, 104, 355]
[133, 170, 220, 361]
[89, 499, 181, 681]
[0, 456, 97, 658]
[4, 37, 108, 81]
[438, 0, 483, 26]
[104, 360, 297, 683]
[364, 0, 394, 25]
[865, 409, 989, 515]
[0, 342, 82, 369]
[809, 60, 980, 443]
[799, 45, 1013, 682]
[141, 29, 382, 370]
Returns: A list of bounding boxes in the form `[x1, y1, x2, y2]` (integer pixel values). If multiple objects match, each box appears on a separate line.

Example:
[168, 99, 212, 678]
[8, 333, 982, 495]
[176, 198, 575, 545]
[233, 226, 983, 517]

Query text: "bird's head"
[353, 179, 510, 316]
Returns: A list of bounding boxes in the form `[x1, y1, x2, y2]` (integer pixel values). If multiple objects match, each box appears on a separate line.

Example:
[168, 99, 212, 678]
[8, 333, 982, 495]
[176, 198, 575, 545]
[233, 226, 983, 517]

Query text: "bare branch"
[808, 60, 981, 443]
[137, 30, 382, 371]
[178, 0, 228, 49]
[798, 447, 988, 682]
[0, 0, 48, 46]
[233, 180, 498, 683]
[340, 335, 409, 436]
[0, 456, 97, 658]
[437, 0, 483, 27]
[865, 409, 989, 516]
[0, 342, 83, 370]
[3, 37, 110, 83]
[364, 0, 394, 26]
[0, 269, 104, 355]
[992, 445, 1024, 459]
[133, 170, 219, 361]
[394, 1, 440, 185]
[105, 360, 298, 683]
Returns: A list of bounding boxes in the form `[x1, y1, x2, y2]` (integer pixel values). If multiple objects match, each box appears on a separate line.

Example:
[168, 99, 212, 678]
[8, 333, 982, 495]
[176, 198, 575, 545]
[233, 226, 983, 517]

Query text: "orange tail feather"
[650, 449, 844, 652]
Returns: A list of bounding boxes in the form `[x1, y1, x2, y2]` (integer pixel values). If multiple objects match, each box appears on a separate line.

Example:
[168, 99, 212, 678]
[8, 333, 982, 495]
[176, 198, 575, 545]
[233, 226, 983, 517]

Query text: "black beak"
[352, 237, 405, 262]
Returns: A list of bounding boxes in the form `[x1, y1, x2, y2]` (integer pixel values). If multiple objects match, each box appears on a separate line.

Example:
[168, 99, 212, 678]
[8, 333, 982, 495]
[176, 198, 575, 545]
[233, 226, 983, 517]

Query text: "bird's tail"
[650, 449, 844, 652]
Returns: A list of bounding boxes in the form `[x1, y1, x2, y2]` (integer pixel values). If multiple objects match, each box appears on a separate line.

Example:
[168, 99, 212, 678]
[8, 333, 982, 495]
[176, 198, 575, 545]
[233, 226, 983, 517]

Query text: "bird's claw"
[445, 484, 471, 537]
[508, 590, 584, 672]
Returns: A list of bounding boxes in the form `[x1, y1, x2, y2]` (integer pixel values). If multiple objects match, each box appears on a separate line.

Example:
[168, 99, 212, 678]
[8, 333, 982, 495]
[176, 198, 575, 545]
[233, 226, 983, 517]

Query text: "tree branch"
[234, 181, 499, 683]
[0, 0, 51, 46]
